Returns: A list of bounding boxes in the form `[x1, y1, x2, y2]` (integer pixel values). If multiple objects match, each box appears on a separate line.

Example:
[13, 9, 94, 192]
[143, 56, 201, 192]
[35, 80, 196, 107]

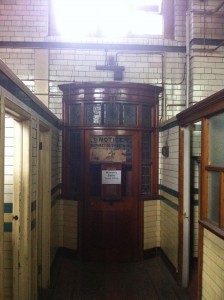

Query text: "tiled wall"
[1, 0, 224, 295]
[50, 128, 62, 262]
[4, 116, 14, 300]
[61, 199, 161, 252]
[202, 229, 224, 299]
[144, 200, 160, 250]
[159, 119, 179, 269]
[191, 124, 201, 258]
[60, 200, 78, 251]
[189, 0, 224, 105]
[1, 82, 61, 300]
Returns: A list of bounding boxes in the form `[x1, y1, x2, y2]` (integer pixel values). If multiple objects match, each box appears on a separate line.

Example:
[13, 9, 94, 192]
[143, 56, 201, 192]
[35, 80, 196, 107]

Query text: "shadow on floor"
[39, 256, 191, 300]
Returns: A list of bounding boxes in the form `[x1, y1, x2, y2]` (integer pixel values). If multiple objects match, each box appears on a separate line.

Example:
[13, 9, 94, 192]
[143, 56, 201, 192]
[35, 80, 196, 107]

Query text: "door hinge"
[39, 142, 43, 150]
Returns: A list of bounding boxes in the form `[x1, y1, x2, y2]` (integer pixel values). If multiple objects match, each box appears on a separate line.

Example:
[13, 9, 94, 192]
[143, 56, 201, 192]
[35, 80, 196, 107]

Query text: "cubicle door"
[82, 129, 142, 262]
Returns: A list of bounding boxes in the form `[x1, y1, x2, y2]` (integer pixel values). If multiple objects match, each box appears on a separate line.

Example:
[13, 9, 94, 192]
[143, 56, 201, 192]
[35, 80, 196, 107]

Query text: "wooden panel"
[0, 98, 5, 300]
[83, 130, 141, 262]
[178, 127, 184, 284]
[60, 81, 162, 262]
[177, 89, 224, 126]
[59, 81, 163, 105]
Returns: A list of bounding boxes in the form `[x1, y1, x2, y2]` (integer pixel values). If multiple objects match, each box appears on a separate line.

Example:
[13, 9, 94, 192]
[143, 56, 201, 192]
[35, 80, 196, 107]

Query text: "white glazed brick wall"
[174, 0, 187, 43]
[191, 127, 201, 258]
[0, 0, 48, 41]
[0, 0, 188, 120]
[51, 203, 60, 263]
[4, 116, 14, 300]
[191, 0, 224, 40]
[62, 200, 78, 250]
[0, 48, 35, 92]
[48, 50, 186, 120]
[189, 0, 224, 105]
[4, 117, 14, 205]
[144, 200, 160, 250]
[202, 229, 224, 299]
[190, 54, 224, 105]
[159, 123, 179, 192]
[164, 53, 186, 118]
[159, 122, 179, 268]
[0, 0, 223, 119]
[161, 201, 178, 269]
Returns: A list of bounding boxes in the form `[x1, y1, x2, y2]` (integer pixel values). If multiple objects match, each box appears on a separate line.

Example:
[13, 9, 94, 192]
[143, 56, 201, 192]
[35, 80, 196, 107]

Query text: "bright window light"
[52, 0, 163, 38]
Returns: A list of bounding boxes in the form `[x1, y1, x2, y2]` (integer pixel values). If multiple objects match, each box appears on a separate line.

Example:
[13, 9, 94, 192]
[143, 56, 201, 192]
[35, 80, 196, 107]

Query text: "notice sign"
[90, 135, 130, 162]
[102, 170, 121, 185]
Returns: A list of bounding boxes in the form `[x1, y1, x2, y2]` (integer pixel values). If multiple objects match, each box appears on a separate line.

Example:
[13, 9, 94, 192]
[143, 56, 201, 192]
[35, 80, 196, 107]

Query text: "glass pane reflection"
[208, 113, 224, 167]
[207, 172, 219, 224]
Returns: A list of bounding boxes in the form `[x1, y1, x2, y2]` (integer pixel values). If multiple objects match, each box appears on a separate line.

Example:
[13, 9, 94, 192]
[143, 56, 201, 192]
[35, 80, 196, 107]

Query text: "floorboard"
[38, 256, 191, 300]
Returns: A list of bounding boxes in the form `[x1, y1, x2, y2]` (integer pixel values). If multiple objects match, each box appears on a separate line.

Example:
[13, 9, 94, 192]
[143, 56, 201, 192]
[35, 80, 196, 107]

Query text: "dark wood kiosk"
[59, 82, 163, 262]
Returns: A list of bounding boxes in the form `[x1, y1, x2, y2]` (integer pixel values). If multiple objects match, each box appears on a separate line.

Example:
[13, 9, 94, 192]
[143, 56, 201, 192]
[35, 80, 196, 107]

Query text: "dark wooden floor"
[39, 255, 191, 300]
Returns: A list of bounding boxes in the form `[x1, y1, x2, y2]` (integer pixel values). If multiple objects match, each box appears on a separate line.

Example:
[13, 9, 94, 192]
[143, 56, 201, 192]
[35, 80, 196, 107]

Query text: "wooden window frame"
[200, 117, 224, 239]
[177, 89, 224, 241]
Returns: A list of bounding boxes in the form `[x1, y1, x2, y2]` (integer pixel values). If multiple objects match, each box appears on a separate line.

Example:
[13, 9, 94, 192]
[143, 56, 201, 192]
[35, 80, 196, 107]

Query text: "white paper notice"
[102, 170, 121, 184]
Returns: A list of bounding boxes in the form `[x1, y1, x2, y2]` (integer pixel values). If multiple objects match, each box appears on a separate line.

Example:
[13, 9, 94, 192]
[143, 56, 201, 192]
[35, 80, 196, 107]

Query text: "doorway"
[13, 116, 31, 300]
[188, 122, 201, 298]
[3, 110, 31, 300]
[179, 123, 200, 298]
[37, 124, 51, 292]
[82, 130, 141, 262]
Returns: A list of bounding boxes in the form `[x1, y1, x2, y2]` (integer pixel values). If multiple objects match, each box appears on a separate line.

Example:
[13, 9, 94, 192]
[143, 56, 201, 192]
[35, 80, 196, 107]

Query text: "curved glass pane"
[122, 104, 137, 126]
[142, 105, 151, 128]
[69, 104, 81, 125]
[103, 103, 120, 126]
[86, 103, 102, 125]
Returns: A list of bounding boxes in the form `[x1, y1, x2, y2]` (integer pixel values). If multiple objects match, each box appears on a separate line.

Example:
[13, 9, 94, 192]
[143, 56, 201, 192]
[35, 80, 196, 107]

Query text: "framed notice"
[102, 170, 121, 185]
[101, 163, 122, 201]
[90, 135, 132, 163]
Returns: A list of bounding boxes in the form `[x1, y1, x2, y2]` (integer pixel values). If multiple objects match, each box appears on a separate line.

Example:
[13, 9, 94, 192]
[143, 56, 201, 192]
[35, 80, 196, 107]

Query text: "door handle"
[12, 215, 19, 221]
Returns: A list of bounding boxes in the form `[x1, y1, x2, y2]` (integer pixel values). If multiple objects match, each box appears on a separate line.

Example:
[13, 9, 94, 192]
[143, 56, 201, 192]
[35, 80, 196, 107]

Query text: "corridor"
[39, 255, 191, 300]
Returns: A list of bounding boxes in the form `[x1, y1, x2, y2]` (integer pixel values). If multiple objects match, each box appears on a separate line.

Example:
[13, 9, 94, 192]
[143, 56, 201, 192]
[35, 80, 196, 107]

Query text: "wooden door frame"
[37, 122, 51, 289]
[13, 117, 31, 300]
[178, 126, 191, 286]
[178, 124, 202, 298]
[0, 96, 5, 300]
[3, 96, 32, 300]
[81, 129, 143, 261]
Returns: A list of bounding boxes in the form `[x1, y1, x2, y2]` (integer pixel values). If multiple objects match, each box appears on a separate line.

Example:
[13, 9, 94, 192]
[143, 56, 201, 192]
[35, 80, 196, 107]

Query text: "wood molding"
[176, 89, 224, 126]
[178, 127, 184, 285]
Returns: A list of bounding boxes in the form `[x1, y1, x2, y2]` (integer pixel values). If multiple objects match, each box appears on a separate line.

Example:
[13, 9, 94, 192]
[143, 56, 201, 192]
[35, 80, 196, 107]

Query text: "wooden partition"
[177, 89, 224, 299]
[59, 82, 163, 262]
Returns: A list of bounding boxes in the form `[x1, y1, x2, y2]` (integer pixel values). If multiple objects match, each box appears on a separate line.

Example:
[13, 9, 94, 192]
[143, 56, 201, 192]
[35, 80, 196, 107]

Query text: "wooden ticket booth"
[59, 82, 162, 262]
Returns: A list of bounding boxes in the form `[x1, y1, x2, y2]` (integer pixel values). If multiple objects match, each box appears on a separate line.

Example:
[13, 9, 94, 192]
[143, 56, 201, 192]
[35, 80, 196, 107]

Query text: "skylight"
[51, 0, 163, 38]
